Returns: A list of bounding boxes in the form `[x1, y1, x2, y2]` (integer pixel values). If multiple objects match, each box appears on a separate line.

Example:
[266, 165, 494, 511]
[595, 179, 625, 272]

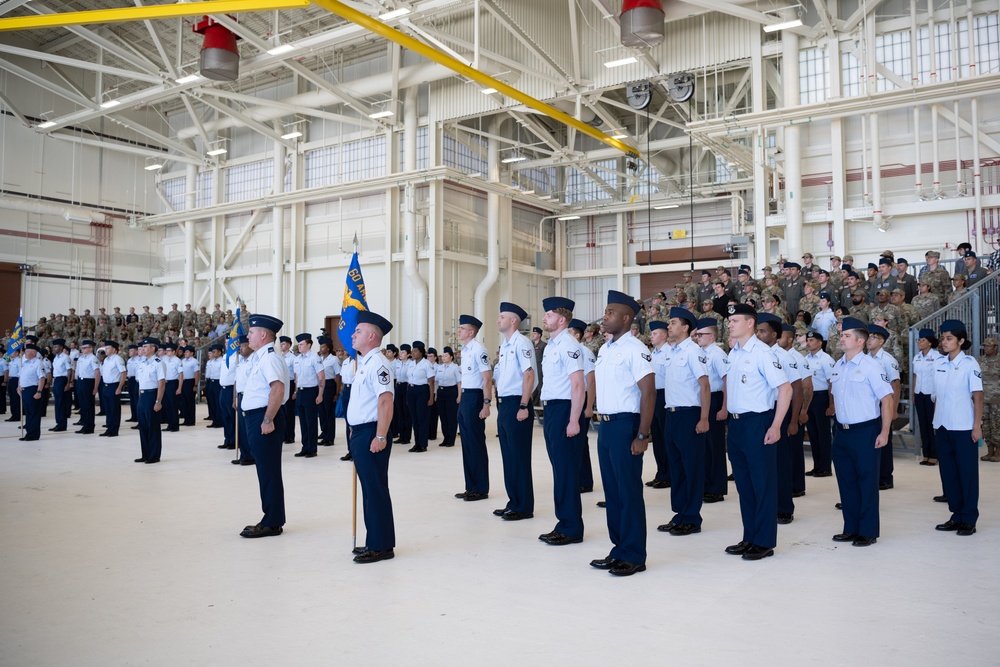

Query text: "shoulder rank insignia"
[881, 373, 890, 383]
[567, 350, 580, 359]
[641, 352, 651, 361]
[377, 367, 390, 385]
[773, 361, 782, 369]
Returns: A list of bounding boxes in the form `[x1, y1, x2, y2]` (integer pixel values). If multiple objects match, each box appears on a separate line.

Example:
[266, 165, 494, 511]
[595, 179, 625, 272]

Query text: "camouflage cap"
[805, 279, 819, 289]
[843, 255, 855, 263]
[890, 288, 905, 296]
[985, 337, 999, 346]
[925, 250, 941, 258]
[830, 255, 842, 262]
[880, 249, 895, 258]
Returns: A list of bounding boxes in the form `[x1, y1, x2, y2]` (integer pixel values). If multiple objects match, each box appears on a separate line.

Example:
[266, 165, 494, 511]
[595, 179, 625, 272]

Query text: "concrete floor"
[1, 406, 996, 666]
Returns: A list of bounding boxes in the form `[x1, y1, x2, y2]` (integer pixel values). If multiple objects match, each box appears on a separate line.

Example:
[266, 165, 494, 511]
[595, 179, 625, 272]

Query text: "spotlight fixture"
[267, 43, 295, 56]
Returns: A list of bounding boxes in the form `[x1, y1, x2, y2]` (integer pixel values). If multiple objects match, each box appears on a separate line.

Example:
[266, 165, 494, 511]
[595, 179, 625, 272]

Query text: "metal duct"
[621, 0, 664, 48]
[194, 16, 241, 82]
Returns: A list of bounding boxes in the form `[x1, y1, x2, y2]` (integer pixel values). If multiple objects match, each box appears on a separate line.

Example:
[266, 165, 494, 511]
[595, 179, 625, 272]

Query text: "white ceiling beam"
[134, 0, 178, 80]
[48, 131, 201, 165]
[222, 205, 270, 269]
[41, 62, 89, 100]
[0, 0, 33, 16]
[197, 88, 371, 127]
[679, 0, 815, 38]
[843, 0, 889, 32]
[568, 0, 582, 85]
[811, 0, 837, 40]
[481, 0, 570, 82]
[102, 116, 203, 160]
[0, 56, 94, 108]
[0, 43, 164, 84]
[197, 96, 297, 150]
[180, 94, 212, 147]
[0, 88, 30, 125]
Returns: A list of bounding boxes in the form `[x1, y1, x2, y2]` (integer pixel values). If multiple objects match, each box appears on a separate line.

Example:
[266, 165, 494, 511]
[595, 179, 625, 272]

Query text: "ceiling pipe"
[0, 195, 107, 224]
[474, 116, 502, 327]
[402, 86, 428, 340]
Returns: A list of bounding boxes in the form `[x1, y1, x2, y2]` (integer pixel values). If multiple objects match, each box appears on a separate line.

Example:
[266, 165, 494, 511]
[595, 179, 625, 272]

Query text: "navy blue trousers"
[458, 389, 489, 494]
[127, 377, 139, 422]
[205, 379, 219, 425]
[597, 413, 645, 565]
[914, 393, 937, 459]
[728, 410, 778, 549]
[6, 377, 18, 419]
[832, 417, 882, 539]
[437, 386, 459, 446]
[76, 378, 96, 430]
[319, 383, 336, 443]
[101, 383, 121, 434]
[936, 427, 979, 526]
[705, 391, 728, 495]
[407, 384, 431, 450]
[392, 382, 410, 442]
[52, 377, 70, 429]
[349, 421, 395, 551]
[790, 418, 806, 493]
[879, 432, 895, 485]
[138, 389, 162, 461]
[219, 384, 236, 447]
[665, 407, 706, 527]
[497, 396, 534, 513]
[649, 389, 671, 483]
[296, 386, 319, 454]
[181, 378, 196, 425]
[542, 399, 584, 539]
[21, 387, 41, 439]
[0, 374, 6, 413]
[341, 385, 352, 442]
[579, 414, 594, 490]
[429, 400, 439, 440]
[161, 380, 179, 429]
[282, 381, 296, 442]
[236, 393, 252, 462]
[806, 390, 832, 474]
[244, 407, 286, 527]
[776, 413, 794, 516]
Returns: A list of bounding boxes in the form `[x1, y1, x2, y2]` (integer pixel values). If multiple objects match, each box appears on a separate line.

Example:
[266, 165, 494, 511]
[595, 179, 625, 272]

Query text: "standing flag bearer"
[7, 310, 25, 424]
[454, 315, 494, 502]
[338, 251, 369, 357]
[6, 309, 24, 355]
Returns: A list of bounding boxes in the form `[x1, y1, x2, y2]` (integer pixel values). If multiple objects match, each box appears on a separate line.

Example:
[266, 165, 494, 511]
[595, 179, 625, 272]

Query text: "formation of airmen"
[2, 244, 992, 571]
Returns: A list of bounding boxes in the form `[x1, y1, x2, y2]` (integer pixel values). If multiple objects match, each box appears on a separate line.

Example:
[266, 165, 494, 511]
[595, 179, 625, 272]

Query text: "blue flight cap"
[819, 291, 831, 300]
[500, 302, 528, 321]
[648, 320, 668, 331]
[695, 318, 719, 330]
[940, 319, 966, 334]
[668, 306, 696, 328]
[740, 264, 751, 271]
[757, 312, 781, 325]
[237, 335, 249, 345]
[279, 336, 292, 344]
[868, 324, 889, 338]
[317, 336, 332, 347]
[412, 340, 426, 351]
[399, 343, 411, 352]
[964, 250, 977, 258]
[128, 344, 139, 350]
[607, 290, 640, 315]
[459, 314, 483, 329]
[104, 340, 119, 349]
[842, 264, 852, 272]
[841, 317, 867, 332]
[385, 343, 398, 353]
[783, 262, 800, 269]
[738, 269, 749, 276]
[918, 328, 936, 340]
[357, 310, 393, 335]
[141, 337, 159, 346]
[878, 257, 892, 266]
[701, 270, 712, 276]
[209, 344, 223, 352]
[897, 257, 909, 265]
[81, 339, 96, 347]
[24, 343, 39, 351]
[867, 262, 878, 270]
[164, 343, 177, 350]
[532, 327, 543, 334]
[248, 314, 283, 334]
[727, 303, 756, 318]
[295, 333, 311, 343]
[427, 347, 437, 356]
[781, 323, 795, 333]
[804, 329, 823, 340]
[442, 346, 454, 355]
[52, 338, 66, 346]
[568, 319, 588, 332]
[542, 297, 575, 313]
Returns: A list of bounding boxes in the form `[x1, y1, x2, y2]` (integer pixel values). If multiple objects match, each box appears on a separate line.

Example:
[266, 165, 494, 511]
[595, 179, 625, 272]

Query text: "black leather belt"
[666, 406, 698, 412]
[496, 396, 522, 404]
[242, 407, 266, 417]
[542, 399, 568, 406]
[837, 417, 880, 431]
[600, 413, 636, 422]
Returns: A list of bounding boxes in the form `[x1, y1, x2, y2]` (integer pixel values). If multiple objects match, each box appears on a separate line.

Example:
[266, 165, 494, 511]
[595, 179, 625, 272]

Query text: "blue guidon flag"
[6, 309, 24, 355]
[226, 307, 246, 367]
[338, 252, 368, 358]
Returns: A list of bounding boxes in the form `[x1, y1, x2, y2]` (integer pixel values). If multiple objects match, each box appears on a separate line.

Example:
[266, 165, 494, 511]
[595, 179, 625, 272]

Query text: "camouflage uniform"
[50, 314, 65, 341]
[980, 342, 1000, 461]
[140, 309, 155, 331]
[922, 265, 952, 306]
[94, 318, 113, 344]
[196, 308, 212, 332]
[912, 281, 940, 321]
[80, 312, 96, 338]
[166, 307, 183, 332]
[211, 307, 224, 323]
[153, 309, 167, 326]
[799, 293, 820, 317]
[182, 307, 197, 330]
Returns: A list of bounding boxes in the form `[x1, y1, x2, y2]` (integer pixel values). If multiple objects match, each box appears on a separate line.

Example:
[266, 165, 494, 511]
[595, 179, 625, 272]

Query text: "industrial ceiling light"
[378, 7, 411, 20]
[763, 18, 803, 32]
[369, 109, 394, 119]
[206, 138, 228, 157]
[481, 87, 498, 94]
[144, 157, 164, 171]
[653, 204, 679, 209]
[193, 16, 241, 82]
[175, 74, 202, 85]
[621, 0, 664, 48]
[604, 56, 638, 68]
[281, 130, 303, 139]
[501, 154, 527, 163]
[267, 43, 294, 56]
[558, 215, 581, 221]
[37, 120, 56, 129]
[99, 98, 121, 109]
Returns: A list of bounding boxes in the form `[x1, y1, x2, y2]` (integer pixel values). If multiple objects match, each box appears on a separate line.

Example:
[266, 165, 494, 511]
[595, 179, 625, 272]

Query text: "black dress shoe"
[455, 491, 469, 499]
[804, 469, 816, 476]
[217, 444, 230, 449]
[656, 522, 677, 533]
[354, 549, 394, 563]
[303, 452, 317, 458]
[5, 416, 18, 422]
[645, 479, 670, 489]
[936, 520, 960, 531]
[609, 561, 646, 576]
[464, 492, 488, 502]
[956, 524, 977, 536]
[538, 531, 558, 541]
[131, 425, 139, 430]
[669, 523, 701, 536]
[240, 460, 256, 466]
[725, 541, 752, 555]
[18, 436, 39, 441]
[832, 533, 858, 542]
[791, 489, 805, 498]
[226, 444, 236, 450]
[813, 471, 832, 478]
[579, 486, 593, 493]
[294, 451, 308, 457]
[596, 501, 606, 508]
[351, 546, 367, 555]
[321, 440, 334, 446]
[727, 473, 734, 481]
[502, 511, 533, 521]
[542, 532, 582, 546]
[777, 513, 794, 525]
[852, 536, 877, 546]
[49, 427, 66, 432]
[231, 459, 242, 465]
[134, 458, 147, 463]
[741, 545, 774, 561]
[340, 452, 353, 461]
[590, 556, 618, 570]
[99, 432, 118, 437]
[75, 429, 93, 434]
[396, 440, 410, 445]
[835, 502, 843, 510]
[240, 524, 283, 538]
[145, 459, 160, 464]
[879, 481, 894, 490]
[283, 439, 295, 444]
[703, 493, 725, 503]
[933, 495, 948, 503]
[493, 508, 508, 516]
[166, 427, 180, 432]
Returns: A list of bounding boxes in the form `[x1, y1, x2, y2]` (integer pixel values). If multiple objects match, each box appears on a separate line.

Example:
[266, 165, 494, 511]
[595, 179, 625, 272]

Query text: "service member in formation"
[135, 337, 166, 463]
[779, 323, 812, 499]
[405, 341, 435, 453]
[723, 304, 792, 560]
[239, 314, 290, 539]
[829, 317, 893, 547]
[178, 346, 200, 426]
[338, 352, 356, 460]
[931, 320, 983, 537]
[5, 349, 21, 422]
[232, 337, 255, 465]
[454, 315, 494, 502]
[392, 343, 412, 445]
[567, 319, 596, 494]
[537, 297, 586, 546]
[98, 340, 126, 437]
[204, 345, 223, 428]
[646, 320, 672, 490]
[318, 337, 341, 446]
[911, 328, 942, 467]
[217, 341, 239, 455]
[125, 344, 140, 425]
[435, 346, 461, 448]
[694, 319, 730, 503]
[17, 343, 45, 441]
[803, 330, 835, 478]
[0, 353, 8, 416]
[347, 311, 396, 563]
[49, 339, 73, 432]
[160, 343, 182, 431]
[493, 302, 538, 521]
[75, 340, 100, 434]
[292, 333, 324, 458]
[278, 336, 297, 444]
[531, 327, 546, 405]
[589, 291, 655, 576]
[866, 325, 901, 491]
[655, 307, 710, 537]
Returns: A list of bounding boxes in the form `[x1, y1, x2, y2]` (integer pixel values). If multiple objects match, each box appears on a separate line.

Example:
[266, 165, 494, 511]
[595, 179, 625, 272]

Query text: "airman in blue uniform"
[17, 344, 45, 441]
[455, 315, 494, 502]
[135, 337, 166, 463]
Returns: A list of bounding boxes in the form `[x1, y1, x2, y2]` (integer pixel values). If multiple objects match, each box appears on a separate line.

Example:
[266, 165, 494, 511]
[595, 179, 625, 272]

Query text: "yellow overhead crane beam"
[0, 0, 639, 158]
[310, 0, 639, 158]
[0, 0, 311, 31]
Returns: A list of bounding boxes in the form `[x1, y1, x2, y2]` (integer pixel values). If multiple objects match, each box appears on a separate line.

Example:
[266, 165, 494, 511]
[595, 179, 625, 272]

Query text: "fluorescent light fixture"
[611, 132, 628, 139]
[37, 121, 56, 129]
[501, 155, 527, 163]
[558, 215, 580, 221]
[378, 7, 411, 20]
[369, 110, 394, 119]
[654, 204, 679, 209]
[175, 74, 201, 84]
[521, 189, 535, 195]
[604, 56, 637, 68]
[144, 163, 164, 171]
[763, 18, 803, 32]
[206, 147, 228, 156]
[100, 99, 121, 109]
[281, 131, 303, 139]
[267, 44, 295, 56]
[481, 87, 498, 94]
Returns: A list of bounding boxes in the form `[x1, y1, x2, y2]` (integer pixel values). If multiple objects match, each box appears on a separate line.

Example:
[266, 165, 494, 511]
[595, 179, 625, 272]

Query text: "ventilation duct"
[621, 0, 665, 48]
[194, 16, 241, 82]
